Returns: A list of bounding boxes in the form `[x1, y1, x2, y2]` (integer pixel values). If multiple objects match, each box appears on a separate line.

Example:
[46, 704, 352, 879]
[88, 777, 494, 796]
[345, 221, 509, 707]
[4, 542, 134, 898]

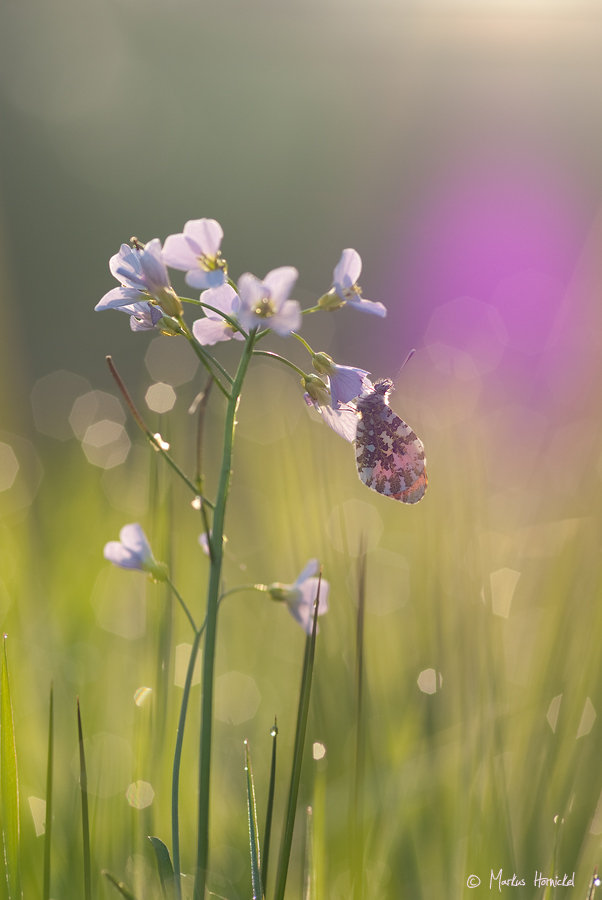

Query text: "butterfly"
[355, 378, 427, 503]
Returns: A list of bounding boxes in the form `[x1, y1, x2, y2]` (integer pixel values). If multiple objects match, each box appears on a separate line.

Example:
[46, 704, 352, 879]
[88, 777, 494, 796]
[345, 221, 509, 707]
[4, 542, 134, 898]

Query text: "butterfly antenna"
[392, 349, 416, 385]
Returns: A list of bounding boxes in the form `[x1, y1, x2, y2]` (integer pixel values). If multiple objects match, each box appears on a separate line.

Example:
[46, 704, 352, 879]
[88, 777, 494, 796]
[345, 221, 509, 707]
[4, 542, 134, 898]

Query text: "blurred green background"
[2, 0, 602, 897]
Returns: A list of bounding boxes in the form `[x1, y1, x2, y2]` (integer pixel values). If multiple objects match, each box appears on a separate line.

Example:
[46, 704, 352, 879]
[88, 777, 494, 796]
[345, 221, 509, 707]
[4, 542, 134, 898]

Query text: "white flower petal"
[271, 300, 302, 336]
[162, 233, 200, 271]
[345, 297, 387, 317]
[192, 317, 235, 346]
[263, 266, 298, 305]
[294, 559, 319, 585]
[183, 218, 223, 258]
[319, 404, 358, 442]
[333, 248, 362, 289]
[119, 523, 153, 562]
[103, 541, 143, 570]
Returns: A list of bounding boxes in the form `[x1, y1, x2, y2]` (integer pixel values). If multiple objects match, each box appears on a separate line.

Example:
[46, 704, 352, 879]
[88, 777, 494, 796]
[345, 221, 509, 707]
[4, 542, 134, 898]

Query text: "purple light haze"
[386, 156, 593, 409]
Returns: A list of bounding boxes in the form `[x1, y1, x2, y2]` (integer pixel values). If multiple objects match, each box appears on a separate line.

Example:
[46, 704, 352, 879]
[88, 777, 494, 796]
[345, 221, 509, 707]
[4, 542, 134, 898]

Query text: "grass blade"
[244, 741, 263, 900]
[1, 637, 20, 900]
[148, 836, 175, 900]
[273, 574, 322, 900]
[102, 870, 138, 900]
[77, 698, 92, 900]
[303, 806, 314, 900]
[42, 683, 54, 900]
[351, 544, 366, 900]
[261, 718, 278, 895]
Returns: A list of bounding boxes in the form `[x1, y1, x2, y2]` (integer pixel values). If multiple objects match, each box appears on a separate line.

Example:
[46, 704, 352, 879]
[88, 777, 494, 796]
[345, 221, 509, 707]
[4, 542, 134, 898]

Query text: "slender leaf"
[148, 836, 175, 900]
[261, 718, 278, 895]
[0, 637, 20, 900]
[303, 806, 314, 900]
[351, 545, 366, 900]
[42, 683, 54, 900]
[102, 870, 138, 900]
[77, 698, 92, 900]
[244, 741, 263, 900]
[273, 575, 322, 900]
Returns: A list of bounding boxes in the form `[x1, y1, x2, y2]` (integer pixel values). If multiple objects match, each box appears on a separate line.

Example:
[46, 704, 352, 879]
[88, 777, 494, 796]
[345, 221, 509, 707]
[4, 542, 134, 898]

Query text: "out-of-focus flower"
[103, 523, 167, 581]
[119, 301, 164, 332]
[198, 532, 211, 556]
[163, 218, 227, 290]
[192, 284, 245, 346]
[267, 559, 329, 634]
[303, 374, 358, 442]
[237, 267, 301, 336]
[95, 240, 182, 318]
[311, 352, 370, 406]
[318, 249, 386, 317]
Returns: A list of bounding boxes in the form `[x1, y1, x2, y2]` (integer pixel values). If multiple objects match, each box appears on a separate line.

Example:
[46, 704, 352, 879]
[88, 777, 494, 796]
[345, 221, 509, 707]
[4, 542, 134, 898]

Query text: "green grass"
[1, 364, 602, 898]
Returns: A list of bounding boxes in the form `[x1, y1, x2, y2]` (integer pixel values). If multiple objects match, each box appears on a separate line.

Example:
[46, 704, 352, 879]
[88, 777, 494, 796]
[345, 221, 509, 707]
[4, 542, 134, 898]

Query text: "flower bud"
[146, 560, 169, 583]
[302, 374, 330, 406]
[157, 316, 182, 336]
[267, 582, 297, 603]
[155, 288, 183, 318]
[312, 352, 335, 375]
[317, 289, 345, 312]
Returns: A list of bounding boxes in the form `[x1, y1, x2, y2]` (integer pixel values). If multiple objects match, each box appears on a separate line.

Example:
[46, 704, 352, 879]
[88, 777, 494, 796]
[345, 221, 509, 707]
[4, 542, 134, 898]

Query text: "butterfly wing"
[356, 404, 427, 504]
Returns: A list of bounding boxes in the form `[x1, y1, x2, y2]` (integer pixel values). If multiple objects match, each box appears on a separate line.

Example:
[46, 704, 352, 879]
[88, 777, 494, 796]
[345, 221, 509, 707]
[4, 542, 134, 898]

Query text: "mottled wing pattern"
[355, 380, 427, 504]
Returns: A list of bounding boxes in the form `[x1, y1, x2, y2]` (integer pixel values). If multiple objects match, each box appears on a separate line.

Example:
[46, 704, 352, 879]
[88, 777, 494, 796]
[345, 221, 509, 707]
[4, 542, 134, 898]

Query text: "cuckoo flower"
[192, 284, 245, 346]
[95, 240, 182, 317]
[119, 301, 164, 332]
[303, 375, 358, 442]
[237, 267, 301, 336]
[163, 218, 227, 290]
[319, 249, 386, 317]
[103, 523, 167, 581]
[312, 352, 370, 406]
[267, 559, 329, 634]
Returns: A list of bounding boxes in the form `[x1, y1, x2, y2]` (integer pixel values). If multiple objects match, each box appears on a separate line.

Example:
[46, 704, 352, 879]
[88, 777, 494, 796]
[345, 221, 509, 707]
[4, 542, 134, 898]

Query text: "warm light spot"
[0, 444, 19, 492]
[28, 797, 46, 836]
[134, 687, 153, 707]
[418, 669, 437, 695]
[490, 568, 520, 618]
[174, 643, 202, 688]
[312, 742, 326, 760]
[126, 780, 154, 809]
[547, 695, 562, 733]
[145, 382, 176, 413]
[576, 698, 596, 739]
[215, 671, 261, 725]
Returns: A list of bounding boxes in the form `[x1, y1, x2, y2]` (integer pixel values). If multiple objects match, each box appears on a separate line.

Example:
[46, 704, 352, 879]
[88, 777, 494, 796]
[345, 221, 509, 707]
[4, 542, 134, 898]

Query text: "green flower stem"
[291, 331, 315, 356]
[172, 624, 203, 900]
[177, 319, 233, 393]
[301, 305, 321, 315]
[194, 330, 257, 900]
[252, 350, 308, 379]
[166, 577, 197, 633]
[218, 584, 268, 601]
[180, 296, 248, 340]
[106, 356, 214, 506]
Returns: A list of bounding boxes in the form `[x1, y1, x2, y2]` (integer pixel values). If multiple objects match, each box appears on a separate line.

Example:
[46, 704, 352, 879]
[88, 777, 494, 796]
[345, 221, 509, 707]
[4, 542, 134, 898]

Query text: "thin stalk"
[251, 350, 308, 379]
[291, 332, 315, 356]
[107, 356, 214, 505]
[244, 741, 262, 900]
[193, 331, 257, 900]
[351, 545, 367, 900]
[301, 306, 321, 315]
[172, 626, 204, 900]
[77, 698, 92, 900]
[261, 718, 278, 895]
[166, 577, 197, 633]
[273, 578, 322, 900]
[42, 683, 54, 900]
[192, 379, 214, 562]
[180, 297, 248, 340]
[177, 319, 233, 391]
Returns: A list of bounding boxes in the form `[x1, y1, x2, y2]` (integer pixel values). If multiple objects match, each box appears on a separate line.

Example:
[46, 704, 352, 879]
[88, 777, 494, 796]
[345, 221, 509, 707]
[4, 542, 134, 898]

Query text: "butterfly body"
[355, 378, 427, 503]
